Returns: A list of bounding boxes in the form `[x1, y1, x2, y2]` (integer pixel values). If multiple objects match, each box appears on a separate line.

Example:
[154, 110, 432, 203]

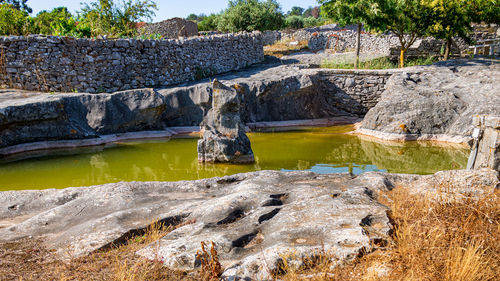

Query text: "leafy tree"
[467, 0, 500, 24]
[0, 0, 31, 13]
[288, 6, 304, 16]
[424, 0, 472, 60]
[285, 15, 304, 29]
[78, 0, 157, 37]
[186, 13, 198, 21]
[198, 13, 220, 31]
[319, 0, 380, 68]
[373, 0, 433, 67]
[216, 0, 285, 32]
[0, 3, 31, 35]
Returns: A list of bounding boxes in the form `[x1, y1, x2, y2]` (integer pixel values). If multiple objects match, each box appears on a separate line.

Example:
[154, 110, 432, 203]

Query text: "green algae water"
[0, 126, 469, 190]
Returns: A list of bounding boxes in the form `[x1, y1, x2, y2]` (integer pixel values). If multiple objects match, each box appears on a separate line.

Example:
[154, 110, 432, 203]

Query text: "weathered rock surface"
[0, 169, 497, 279]
[358, 59, 500, 143]
[0, 89, 166, 149]
[197, 80, 254, 163]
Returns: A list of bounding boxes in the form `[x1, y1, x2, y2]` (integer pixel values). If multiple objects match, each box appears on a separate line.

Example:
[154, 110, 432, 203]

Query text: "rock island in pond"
[197, 79, 255, 163]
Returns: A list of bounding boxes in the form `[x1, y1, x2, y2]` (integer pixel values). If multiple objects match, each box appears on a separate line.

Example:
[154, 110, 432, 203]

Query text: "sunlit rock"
[197, 79, 254, 163]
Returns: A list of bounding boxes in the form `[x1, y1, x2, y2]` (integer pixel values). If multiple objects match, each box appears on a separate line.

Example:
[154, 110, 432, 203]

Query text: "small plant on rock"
[195, 241, 223, 281]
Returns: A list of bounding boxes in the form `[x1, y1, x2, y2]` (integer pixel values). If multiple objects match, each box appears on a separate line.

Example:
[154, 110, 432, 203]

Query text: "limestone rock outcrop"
[358, 60, 500, 143]
[0, 170, 497, 279]
[197, 80, 254, 163]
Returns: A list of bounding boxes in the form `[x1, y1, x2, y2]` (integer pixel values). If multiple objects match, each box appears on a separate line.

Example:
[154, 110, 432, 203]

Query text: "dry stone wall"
[0, 32, 264, 93]
[315, 69, 394, 116]
[265, 24, 497, 57]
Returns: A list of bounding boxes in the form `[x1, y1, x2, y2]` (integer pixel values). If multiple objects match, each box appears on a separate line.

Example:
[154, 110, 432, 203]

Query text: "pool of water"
[0, 126, 469, 190]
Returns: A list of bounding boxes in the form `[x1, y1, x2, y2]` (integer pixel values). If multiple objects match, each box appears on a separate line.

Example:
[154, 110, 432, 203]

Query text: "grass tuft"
[321, 56, 439, 70]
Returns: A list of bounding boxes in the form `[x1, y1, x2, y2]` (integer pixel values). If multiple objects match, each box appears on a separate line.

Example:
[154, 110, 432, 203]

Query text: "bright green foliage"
[32, 7, 90, 37]
[78, 0, 157, 37]
[466, 0, 499, 24]
[319, 0, 381, 28]
[216, 0, 285, 32]
[424, 0, 473, 60]
[198, 14, 220, 31]
[426, 0, 471, 40]
[0, 3, 31, 35]
[288, 6, 304, 16]
[285, 15, 304, 29]
[0, 0, 31, 13]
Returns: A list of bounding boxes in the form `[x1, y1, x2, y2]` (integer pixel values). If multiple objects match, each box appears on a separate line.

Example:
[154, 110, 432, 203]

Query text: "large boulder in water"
[357, 59, 500, 143]
[197, 80, 254, 163]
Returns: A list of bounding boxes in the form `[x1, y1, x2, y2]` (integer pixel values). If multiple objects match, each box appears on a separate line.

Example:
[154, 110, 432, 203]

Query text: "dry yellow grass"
[276, 185, 500, 280]
[1, 184, 498, 281]
[263, 40, 309, 58]
[0, 220, 198, 281]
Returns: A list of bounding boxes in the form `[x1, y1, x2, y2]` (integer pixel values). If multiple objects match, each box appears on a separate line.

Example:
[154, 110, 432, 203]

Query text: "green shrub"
[32, 7, 91, 37]
[285, 15, 304, 29]
[216, 0, 285, 32]
[78, 0, 157, 37]
[198, 14, 220, 31]
[303, 16, 319, 28]
[0, 3, 31, 35]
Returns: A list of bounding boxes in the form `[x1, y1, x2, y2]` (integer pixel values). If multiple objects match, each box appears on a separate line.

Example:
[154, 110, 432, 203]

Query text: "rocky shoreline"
[357, 59, 500, 144]
[1, 59, 498, 156]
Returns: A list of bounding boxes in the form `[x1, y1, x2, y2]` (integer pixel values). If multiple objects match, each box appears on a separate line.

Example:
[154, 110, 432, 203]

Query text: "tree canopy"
[319, 0, 383, 68]
[216, 0, 284, 32]
[288, 6, 304, 16]
[319, 0, 381, 28]
[0, 3, 30, 35]
[0, 0, 31, 13]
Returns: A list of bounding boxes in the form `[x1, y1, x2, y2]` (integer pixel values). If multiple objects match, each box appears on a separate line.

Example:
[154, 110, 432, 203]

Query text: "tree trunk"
[399, 47, 406, 68]
[355, 23, 361, 69]
[444, 37, 453, 60]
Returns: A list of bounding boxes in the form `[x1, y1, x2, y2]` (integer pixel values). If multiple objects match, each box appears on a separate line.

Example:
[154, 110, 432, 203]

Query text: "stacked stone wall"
[265, 24, 498, 57]
[316, 69, 394, 115]
[0, 32, 264, 93]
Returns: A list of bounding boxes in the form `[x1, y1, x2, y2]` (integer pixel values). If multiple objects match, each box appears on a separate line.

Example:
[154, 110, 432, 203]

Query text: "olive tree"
[216, 0, 284, 32]
[373, 0, 434, 67]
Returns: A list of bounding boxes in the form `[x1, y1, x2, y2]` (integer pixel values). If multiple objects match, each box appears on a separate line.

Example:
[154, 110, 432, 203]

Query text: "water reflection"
[0, 126, 469, 190]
